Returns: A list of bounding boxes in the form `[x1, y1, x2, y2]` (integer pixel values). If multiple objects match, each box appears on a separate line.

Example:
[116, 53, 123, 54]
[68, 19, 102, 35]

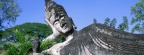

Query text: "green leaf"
[19, 43, 31, 55]
[6, 46, 18, 55]
[24, 35, 31, 42]
[15, 29, 24, 44]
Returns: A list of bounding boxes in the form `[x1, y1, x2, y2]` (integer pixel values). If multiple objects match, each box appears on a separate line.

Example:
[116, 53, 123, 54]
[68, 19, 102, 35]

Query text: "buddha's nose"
[62, 19, 66, 23]
[60, 19, 67, 27]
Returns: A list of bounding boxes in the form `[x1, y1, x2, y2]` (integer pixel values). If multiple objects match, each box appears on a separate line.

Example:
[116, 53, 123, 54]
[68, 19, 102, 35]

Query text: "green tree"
[131, 24, 144, 33]
[2, 22, 52, 42]
[131, 0, 144, 34]
[3, 29, 32, 55]
[93, 18, 97, 23]
[118, 16, 129, 31]
[110, 18, 117, 28]
[104, 17, 110, 26]
[0, 0, 21, 29]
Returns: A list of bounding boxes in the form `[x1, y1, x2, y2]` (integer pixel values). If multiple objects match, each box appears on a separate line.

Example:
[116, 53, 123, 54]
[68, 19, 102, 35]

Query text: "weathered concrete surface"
[28, 53, 44, 55]
[60, 23, 144, 55]
[43, 0, 144, 55]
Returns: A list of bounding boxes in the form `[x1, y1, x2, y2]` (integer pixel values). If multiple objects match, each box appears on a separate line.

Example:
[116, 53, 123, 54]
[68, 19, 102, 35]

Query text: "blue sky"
[16, 0, 138, 30]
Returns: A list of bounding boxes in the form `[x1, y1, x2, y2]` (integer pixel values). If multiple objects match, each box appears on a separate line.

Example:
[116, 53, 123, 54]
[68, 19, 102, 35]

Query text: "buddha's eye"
[53, 18, 59, 24]
[54, 21, 59, 25]
[60, 16, 64, 20]
[59, 14, 65, 19]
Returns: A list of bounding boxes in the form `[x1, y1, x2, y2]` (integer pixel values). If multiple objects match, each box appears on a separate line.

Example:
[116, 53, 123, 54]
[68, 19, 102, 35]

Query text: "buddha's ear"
[69, 17, 77, 29]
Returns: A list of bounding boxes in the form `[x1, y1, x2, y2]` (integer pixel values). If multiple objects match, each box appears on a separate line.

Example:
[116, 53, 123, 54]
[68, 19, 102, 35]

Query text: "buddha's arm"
[43, 33, 59, 41]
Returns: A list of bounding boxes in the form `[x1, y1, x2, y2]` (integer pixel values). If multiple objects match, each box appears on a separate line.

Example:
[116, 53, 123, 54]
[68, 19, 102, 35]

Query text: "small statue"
[32, 38, 40, 53]
[30, 38, 44, 55]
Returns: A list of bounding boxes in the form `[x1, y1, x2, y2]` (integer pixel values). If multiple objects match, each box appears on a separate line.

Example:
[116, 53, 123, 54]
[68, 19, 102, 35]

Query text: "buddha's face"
[49, 9, 73, 34]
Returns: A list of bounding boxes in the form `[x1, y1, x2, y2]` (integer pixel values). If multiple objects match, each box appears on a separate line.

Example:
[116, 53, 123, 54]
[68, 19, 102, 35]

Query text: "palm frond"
[19, 43, 31, 55]
[15, 29, 24, 44]
[6, 46, 18, 55]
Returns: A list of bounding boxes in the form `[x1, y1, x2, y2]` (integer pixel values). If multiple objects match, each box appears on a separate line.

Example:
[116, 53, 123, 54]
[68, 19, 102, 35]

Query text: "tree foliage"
[4, 29, 32, 55]
[131, 23, 144, 33]
[2, 22, 52, 42]
[110, 18, 117, 28]
[104, 17, 110, 26]
[4, 29, 56, 55]
[131, 0, 144, 33]
[118, 16, 129, 31]
[0, 0, 21, 29]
